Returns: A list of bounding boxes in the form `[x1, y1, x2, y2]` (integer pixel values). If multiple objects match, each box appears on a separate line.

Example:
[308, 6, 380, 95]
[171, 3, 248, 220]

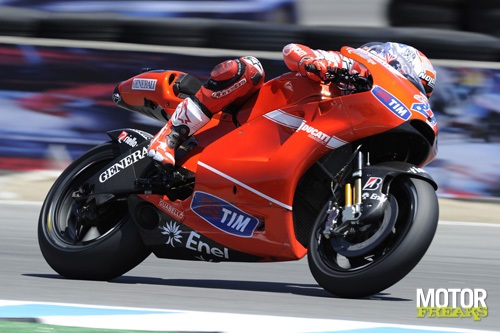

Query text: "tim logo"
[372, 86, 411, 120]
[191, 191, 259, 238]
[363, 177, 383, 191]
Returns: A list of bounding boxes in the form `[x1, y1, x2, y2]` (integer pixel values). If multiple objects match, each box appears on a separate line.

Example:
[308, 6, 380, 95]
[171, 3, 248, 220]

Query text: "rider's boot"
[147, 97, 210, 168]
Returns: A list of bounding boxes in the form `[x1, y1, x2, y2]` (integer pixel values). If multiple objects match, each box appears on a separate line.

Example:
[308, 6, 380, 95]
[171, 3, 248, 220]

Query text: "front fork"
[322, 150, 365, 238]
[321, 149, 438, 239]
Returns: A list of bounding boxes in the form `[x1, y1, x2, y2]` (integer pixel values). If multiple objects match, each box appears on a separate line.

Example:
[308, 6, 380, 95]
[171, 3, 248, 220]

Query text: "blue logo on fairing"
[191, 191, 259, 238]
[411, 102, 437, 125]
[372, 85, 411, 120]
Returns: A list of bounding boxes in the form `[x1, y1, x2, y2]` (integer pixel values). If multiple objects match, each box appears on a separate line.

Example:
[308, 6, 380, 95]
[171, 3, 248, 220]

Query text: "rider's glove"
[299, 58, 338, 82]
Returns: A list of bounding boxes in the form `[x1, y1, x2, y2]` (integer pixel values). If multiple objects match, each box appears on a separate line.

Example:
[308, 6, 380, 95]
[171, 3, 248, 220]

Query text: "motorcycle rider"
[147, 42, 437, 168]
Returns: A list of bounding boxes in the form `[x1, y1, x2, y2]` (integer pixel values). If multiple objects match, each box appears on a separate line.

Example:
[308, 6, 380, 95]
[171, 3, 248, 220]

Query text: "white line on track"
[0, 200, 42, 206]
[439, 221, 500, 227]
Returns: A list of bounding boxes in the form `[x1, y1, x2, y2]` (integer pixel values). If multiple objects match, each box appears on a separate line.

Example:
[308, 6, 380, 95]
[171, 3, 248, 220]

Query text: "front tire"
[308, 177, 439, 298]
[38, 142, 151, 280]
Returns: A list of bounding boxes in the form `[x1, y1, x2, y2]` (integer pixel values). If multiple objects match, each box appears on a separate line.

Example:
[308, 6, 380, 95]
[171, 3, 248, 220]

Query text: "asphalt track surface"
[1, 201, 499, 332]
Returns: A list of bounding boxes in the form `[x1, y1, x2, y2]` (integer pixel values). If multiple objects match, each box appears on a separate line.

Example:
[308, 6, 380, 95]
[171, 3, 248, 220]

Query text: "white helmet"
[360, 42, 437, 98]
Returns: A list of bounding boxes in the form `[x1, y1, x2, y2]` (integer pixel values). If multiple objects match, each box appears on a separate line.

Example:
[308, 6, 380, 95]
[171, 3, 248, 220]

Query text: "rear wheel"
[38, 142, 151, 280]
[308, 177, 438, 298]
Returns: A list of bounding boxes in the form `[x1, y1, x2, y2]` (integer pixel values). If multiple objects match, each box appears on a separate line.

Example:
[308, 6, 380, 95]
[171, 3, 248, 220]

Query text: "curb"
[1, 300, 497, 333]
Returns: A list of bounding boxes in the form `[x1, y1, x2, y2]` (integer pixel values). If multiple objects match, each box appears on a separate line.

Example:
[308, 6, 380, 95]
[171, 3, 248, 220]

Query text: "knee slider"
[196, 56, 265, 114]
[240, 56, 265, 87]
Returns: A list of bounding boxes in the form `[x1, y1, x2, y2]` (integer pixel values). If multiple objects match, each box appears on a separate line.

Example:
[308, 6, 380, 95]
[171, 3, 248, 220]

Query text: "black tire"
[38, 142, 151, 281]
[308, 177, 439, 298]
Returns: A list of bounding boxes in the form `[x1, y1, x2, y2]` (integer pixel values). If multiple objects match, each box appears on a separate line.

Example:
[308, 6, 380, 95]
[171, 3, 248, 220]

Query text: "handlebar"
[304, 64, 372, 93]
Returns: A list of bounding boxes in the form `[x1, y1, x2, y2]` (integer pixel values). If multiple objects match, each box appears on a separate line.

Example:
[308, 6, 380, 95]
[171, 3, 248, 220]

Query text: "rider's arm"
[282, 43, 344, 81]
[283, 43, 368, 81]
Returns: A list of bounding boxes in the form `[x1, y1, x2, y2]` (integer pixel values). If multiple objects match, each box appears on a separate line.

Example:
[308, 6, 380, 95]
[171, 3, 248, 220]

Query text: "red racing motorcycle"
[38, 46, 439, 298]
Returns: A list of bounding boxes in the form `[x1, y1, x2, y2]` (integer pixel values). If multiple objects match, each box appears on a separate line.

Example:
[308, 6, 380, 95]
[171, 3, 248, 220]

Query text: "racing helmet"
[360, 42, 437, 98]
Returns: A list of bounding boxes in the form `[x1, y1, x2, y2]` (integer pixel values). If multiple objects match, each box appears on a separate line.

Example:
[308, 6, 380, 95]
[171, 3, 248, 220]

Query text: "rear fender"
[360, 161, 437, 223]
[84, 129, 154, 194]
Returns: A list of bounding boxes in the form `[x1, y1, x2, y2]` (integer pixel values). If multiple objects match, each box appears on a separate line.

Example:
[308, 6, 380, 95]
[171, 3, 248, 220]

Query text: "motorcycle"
[38, 46, 439, 298]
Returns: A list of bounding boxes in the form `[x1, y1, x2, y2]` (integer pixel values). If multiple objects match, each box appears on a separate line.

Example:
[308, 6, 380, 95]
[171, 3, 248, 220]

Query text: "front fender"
[360, 161, 437, 223]
[364, 161, 437, 190]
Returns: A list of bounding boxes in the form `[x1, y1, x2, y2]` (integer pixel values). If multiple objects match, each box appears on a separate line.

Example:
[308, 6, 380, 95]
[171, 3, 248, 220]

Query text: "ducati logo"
[297, 120, 331, 144]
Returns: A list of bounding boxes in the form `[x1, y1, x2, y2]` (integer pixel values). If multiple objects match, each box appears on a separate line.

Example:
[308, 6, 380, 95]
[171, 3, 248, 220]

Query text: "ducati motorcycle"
[38, 46, 439, 298]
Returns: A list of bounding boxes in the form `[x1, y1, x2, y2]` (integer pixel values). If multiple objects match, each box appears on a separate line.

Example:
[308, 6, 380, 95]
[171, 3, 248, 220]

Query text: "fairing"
[102, 46, 439, 262]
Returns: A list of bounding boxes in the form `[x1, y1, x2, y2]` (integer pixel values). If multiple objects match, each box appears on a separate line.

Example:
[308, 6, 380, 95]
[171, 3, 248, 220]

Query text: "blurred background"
[0, 0, 499, 202]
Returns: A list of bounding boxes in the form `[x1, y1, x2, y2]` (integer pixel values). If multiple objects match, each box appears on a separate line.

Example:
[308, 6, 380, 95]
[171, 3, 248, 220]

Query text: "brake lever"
[332, 70, 372, 92]
[349, 74, 372, 92]
[304, 64, 371, 91]
[305, 63, 320, 75]
[305, 64, 337, 82]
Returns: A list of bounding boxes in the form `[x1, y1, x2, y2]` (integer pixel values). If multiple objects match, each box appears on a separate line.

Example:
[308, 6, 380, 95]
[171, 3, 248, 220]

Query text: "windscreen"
[360, 42, 427, 96]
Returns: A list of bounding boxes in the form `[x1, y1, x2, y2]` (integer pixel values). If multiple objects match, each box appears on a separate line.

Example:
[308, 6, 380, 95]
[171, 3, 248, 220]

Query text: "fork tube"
[354, 179, 362, 205]
[354, 151, 363, 205]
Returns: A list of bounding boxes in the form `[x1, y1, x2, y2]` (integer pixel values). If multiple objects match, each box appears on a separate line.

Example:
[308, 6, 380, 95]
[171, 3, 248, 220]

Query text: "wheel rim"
[44, 148, 129, 249]
[315, 178, 416, 272]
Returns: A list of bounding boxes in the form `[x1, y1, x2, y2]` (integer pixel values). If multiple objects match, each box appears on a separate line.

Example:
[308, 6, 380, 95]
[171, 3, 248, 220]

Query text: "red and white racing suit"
[147, 42, 434, 168]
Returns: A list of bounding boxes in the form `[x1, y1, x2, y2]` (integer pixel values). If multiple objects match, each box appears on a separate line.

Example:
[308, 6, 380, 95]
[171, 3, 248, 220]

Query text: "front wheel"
[38, 142, 151, 280]
[308, 177, 439, 298]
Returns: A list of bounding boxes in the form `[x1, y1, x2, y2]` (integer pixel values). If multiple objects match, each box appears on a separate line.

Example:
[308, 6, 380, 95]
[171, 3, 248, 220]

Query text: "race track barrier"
[1, 6, 500, 61]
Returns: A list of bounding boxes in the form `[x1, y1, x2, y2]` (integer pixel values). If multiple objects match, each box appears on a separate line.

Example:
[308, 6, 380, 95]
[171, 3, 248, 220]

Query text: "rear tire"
[308, 177, 438, 298]
[38, 142, 151, 280]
